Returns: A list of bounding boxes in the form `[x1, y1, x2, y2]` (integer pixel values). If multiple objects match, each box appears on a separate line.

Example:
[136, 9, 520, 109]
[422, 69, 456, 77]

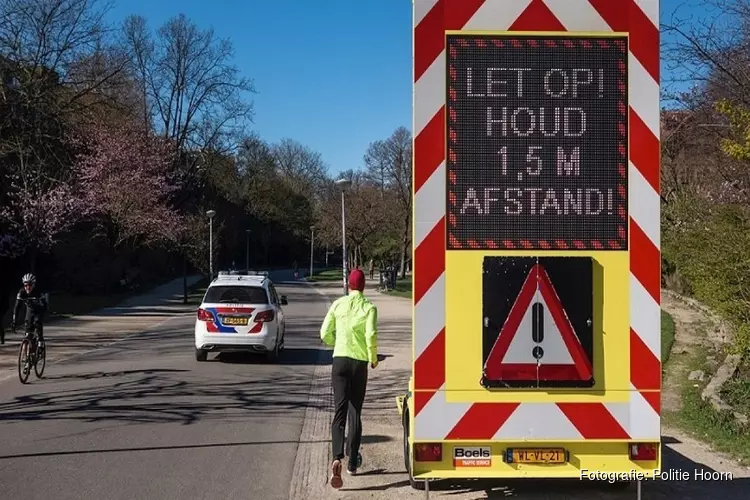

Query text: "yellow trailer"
[403, 0, 662, 496]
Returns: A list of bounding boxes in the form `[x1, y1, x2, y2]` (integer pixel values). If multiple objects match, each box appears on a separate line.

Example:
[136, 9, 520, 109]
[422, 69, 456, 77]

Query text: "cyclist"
[11, 273, 48, 343]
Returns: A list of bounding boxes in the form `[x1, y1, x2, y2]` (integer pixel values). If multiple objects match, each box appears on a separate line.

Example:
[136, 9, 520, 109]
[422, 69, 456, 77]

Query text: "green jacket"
[320, 291, 378, 363]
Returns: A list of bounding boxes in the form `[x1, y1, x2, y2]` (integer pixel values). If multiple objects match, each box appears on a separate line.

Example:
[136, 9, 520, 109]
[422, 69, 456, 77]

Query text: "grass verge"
[384, 275, 412, 299]
[661, 309, 676, 365]
[720, 364, 750, 417]
[664, 347, 750, 464]
[307, 269, 344, 282]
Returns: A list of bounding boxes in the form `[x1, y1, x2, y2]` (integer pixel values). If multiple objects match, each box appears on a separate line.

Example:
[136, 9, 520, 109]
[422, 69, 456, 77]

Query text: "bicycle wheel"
[18, 339, 31, 384]
[34, 338, 46, 378]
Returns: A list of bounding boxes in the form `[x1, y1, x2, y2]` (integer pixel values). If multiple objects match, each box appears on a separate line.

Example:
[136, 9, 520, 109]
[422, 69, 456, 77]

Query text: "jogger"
[320, 268, 379, 489]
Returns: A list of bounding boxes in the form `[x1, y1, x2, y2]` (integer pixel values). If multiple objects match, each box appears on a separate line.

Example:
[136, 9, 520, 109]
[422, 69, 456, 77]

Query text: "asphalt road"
[0, 271, 329, 500]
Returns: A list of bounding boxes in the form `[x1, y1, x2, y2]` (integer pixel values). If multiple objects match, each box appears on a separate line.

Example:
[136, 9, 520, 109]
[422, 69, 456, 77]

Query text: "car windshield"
[204, 286, 268, 304]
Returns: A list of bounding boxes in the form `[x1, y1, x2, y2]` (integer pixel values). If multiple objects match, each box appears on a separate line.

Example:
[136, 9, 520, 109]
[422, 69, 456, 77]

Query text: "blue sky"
[106, 0, 704, 176]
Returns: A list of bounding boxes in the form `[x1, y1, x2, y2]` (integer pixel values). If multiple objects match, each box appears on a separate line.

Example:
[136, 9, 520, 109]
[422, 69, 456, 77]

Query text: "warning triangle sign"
[483, 263, 593, 382]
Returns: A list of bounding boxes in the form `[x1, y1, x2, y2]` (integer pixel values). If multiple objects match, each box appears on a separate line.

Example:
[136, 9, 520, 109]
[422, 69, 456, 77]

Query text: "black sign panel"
[481, 256, 594, 389]
[446, 35, 628, 251]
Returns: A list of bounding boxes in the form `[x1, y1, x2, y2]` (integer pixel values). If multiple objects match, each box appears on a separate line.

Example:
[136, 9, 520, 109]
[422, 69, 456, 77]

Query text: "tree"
[120, 12, 256, 300]
[0, 233, 22, 258]
[74, 120, 183, 249]
[0, 176, 85, 268]
[0, 0, 127, 261]
[662, 0, 750, 204]
[271, 138, 329, 200]
[315, 173, 391, 269]
[363, 127, 412, 277]
[234, 135, 317, 261]
[0, 0, 128, 167]
[121, 13, 256, 173]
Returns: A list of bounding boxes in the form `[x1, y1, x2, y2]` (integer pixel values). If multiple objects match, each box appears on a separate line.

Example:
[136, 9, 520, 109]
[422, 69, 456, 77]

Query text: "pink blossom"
[0, 176, 87, 252]
[74, 121, 184, 247]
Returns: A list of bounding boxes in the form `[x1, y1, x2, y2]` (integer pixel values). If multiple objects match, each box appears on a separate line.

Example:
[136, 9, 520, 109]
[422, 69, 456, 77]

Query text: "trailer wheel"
[402, 403, 426, 491]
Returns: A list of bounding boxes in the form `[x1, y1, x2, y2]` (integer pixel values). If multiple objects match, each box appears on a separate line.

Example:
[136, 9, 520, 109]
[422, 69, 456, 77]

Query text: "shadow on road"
[215, 347, 332, 366]
[0, 438, 328, 460]
[0, 369, 326, 426]
[361, 434, 393, 444]
[41, 368, 190, 381]
[0, 433, 394, 460]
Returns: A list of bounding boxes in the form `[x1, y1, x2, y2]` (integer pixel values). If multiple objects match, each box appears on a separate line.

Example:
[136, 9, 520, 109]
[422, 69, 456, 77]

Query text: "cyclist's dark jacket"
[13, 287, 48, 323]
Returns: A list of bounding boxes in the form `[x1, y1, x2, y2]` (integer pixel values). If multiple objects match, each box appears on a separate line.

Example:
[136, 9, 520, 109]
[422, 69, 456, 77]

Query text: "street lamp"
[206, 210, 216, 280]
[334, 178, 352, 295]
[309, 225, 315, 279]
[325, 244, 333, 267]
[245, 229, 251, 271]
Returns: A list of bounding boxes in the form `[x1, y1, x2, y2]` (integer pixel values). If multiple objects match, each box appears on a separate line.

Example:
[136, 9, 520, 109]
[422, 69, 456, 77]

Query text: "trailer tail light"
[255, 310, 275, 322]
[197, 308, 213, 322]
[629, 442, 658, 461]
[414, 443, 442, 462]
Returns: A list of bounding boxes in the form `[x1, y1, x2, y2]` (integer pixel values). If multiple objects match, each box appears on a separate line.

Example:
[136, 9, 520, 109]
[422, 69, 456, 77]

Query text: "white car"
[194, 273, 287, 362]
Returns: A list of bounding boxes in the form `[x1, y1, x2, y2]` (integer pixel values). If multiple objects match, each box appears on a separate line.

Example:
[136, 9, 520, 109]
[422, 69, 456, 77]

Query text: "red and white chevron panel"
[412, 0, 661, 441]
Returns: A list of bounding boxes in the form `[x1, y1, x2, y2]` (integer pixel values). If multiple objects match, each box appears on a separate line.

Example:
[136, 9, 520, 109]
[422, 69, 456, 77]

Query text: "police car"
[194, 271, 287, 362]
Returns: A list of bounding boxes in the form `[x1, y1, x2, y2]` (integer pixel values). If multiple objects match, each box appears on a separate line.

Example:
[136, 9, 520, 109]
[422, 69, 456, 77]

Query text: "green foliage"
[662, 193, 750, 358]
[715, 99, 750, 161]
[661, 310, 676, 365]
[720, 366, 750, 416]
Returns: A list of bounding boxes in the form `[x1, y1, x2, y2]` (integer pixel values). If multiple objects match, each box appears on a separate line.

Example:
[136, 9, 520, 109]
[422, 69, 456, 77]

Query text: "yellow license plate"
[508, 448, 566, 464]
[222, 317, 248, 326]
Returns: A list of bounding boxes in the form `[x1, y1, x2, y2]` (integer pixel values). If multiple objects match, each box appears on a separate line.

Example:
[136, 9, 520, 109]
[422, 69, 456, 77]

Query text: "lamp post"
[325, 244, 333, 267]
[206, 210, 216, 280]
[309, 225, 315, 279]
[334, 178, 352, 295]
[245, 229, 251, 271]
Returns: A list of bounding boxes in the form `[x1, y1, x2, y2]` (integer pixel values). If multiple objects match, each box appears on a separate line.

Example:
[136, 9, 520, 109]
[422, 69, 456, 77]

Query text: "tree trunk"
[399, 211, 411, 279]
[182, 253, 188, 304]
[28, 246, 38, 273]
[261, 226, 272, 267]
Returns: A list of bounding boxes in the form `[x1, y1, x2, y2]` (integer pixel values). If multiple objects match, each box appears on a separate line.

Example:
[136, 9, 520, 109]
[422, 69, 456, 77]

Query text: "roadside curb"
[288, 283, 334, 500]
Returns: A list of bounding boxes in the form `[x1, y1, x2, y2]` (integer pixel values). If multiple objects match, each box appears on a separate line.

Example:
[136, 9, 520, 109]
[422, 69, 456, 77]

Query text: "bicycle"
[15, 299, 47, 384]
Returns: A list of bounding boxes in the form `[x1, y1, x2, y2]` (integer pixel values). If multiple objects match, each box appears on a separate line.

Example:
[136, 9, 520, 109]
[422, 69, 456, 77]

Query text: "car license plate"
[221, 316, 248, 326]
[507, 448, 566, 464]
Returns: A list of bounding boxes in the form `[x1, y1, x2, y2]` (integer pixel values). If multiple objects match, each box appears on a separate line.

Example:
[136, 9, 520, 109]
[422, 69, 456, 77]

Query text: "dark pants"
[24, 313, 44, 341]
[331, 356, 368, 466]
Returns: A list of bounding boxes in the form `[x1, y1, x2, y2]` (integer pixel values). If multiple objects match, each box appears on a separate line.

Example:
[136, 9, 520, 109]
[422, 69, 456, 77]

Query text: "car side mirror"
[280, 295, 288, 305]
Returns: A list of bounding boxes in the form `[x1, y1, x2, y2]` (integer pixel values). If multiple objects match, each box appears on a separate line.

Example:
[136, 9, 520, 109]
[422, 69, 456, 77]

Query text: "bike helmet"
[22, 273, 36, 285]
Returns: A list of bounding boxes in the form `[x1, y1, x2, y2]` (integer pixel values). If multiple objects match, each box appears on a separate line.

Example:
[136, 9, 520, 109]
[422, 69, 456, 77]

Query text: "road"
[0, 271, 328, 500]
[1, 272, 748, 499]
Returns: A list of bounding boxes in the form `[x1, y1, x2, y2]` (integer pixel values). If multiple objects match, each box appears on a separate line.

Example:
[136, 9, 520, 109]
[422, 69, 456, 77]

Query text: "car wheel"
[195, 348, 208, 362]
[266, 335, 279, 363]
